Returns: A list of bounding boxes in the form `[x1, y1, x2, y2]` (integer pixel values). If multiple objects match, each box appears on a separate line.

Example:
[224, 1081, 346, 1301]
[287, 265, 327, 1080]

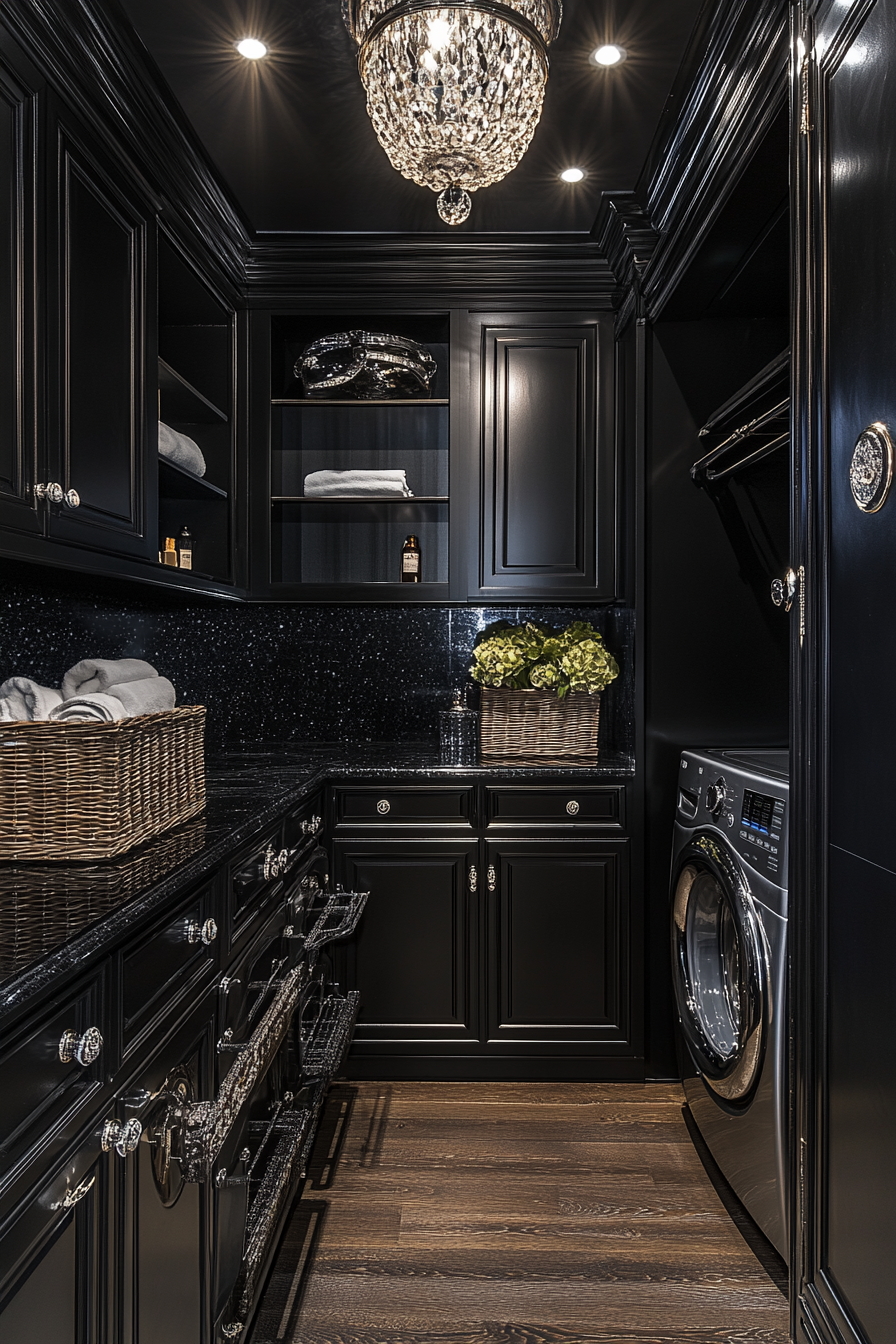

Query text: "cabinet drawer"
[120, 883, 218, 1051]
[0, 973, 105, 1174]
[334, 787, 474, 828]
[486, 786, 624, 827]
[229, 827, 285, 948]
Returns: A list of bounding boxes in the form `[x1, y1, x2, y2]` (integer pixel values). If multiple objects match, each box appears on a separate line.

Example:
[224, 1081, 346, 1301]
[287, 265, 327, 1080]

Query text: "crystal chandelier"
[343, 0, 562, 225]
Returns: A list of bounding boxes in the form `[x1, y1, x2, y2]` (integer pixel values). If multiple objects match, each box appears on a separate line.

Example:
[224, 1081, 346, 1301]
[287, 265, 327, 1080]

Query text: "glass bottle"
[178, 525, 193, 571]
[401, 533, 421, 583]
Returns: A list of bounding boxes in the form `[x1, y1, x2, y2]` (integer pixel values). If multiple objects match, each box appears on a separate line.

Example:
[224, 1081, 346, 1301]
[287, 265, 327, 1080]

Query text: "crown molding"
[246, 234, 619, 309]
[5, 0, 250, 296]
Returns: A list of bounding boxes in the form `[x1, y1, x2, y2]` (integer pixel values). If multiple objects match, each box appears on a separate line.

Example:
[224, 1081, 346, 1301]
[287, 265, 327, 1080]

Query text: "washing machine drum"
[671, 833, 769, 1103]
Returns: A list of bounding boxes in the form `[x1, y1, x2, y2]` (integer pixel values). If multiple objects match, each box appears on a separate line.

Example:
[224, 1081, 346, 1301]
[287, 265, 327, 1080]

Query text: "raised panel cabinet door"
[334, 840, 480, 1055]
[0, 33, 40, 537]
[474, 315, 615, 598]
[483, 839, 633, 1057]
[44, 95, 156, 558]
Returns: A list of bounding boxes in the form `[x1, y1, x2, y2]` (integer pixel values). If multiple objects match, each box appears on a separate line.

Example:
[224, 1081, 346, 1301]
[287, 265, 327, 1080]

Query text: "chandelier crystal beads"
[343, 0, 562, 224]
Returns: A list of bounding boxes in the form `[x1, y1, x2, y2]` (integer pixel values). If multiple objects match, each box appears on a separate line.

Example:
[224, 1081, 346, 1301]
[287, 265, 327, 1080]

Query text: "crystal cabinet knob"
[186, 918, 217, 945]
[566, 800, 580, 816]
[101, 1117, 143, 1158]
[35, 481, 64, 504]
[376, 800, 390, 815]
[770, 568, 798, 611]
[63, 488, 80, 509]
[59, 1027, 103, 1066]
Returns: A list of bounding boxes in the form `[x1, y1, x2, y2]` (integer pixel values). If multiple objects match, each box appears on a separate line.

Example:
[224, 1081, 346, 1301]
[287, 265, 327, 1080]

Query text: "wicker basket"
[479, 688, 600, 766]
[0, 705, 206, 861]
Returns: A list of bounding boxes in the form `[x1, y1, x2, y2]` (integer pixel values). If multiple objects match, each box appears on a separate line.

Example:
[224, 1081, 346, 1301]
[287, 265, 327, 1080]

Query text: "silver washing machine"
[670, 747, 789, 1260]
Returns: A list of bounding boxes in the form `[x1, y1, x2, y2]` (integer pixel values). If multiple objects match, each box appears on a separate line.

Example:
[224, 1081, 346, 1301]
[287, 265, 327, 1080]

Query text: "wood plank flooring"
[249, 1082, 789, 1344]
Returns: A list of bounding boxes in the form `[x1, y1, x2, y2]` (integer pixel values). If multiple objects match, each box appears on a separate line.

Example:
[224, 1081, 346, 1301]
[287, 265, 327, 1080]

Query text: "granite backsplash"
[0, 565, 635, 759]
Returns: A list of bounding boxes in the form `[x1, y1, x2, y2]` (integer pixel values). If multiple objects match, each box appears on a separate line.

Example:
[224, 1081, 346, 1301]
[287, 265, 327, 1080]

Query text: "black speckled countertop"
[0, 742, 634, 1021]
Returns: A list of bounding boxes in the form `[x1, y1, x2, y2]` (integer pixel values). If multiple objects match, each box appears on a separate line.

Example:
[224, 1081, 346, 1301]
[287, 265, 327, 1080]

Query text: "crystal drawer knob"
[63, 488, 80, 509]
[376, 799, 390, 815]
[186, 917, 217, 945]
[59, 1027, 103, 1066]
[102, 1117, 143, 1157]
[35, 481, 64, 504]
[566, 800, 580, 816]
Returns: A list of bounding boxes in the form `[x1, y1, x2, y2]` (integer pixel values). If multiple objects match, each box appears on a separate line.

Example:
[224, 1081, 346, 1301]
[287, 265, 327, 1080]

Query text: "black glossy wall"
[0, 561, 634, 760]
[644, 328, 789, 1077]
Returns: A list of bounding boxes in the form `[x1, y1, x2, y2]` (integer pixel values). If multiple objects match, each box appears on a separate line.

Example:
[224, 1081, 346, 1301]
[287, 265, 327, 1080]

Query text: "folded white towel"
[303, 469, 413, 498]
[0, 678, 63, 721]
[49, 693, 126, 723]
[106, 677, 176, 717]
[62, 658, 158, 700]
[159, 421, 206, 478]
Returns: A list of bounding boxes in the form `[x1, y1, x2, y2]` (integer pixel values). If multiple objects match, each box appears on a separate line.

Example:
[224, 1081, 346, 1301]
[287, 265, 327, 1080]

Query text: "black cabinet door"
[470, 312, 615, 599]
[334, 839, 480, 1057]
[483, 838, 633, 1059]
[0, 31, 40, 537]
[0, 1145, 106, 1344]
[43, 94, 156, 559]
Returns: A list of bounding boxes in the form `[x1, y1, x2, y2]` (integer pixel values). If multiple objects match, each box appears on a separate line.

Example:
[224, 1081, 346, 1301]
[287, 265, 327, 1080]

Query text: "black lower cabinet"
[334, 840, 480, 1057]
[335, 824, 639, 1080]
[484, 839, 631, 1058]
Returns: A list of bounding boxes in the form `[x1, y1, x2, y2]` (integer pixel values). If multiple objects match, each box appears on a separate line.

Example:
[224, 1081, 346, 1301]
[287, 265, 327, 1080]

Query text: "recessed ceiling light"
[236, 37, 267, 59]
[560, 167, 585, 183]
[590, 44, 627, 66]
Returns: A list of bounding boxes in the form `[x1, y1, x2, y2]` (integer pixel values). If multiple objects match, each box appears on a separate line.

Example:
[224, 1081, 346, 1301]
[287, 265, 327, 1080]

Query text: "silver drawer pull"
[186, 917, 218, 945]
[376, 799, 391, 815]
[487, 865, 497, 892]
[101, 1117, 142, 1157]
[59, 1027, 103, 1066]
[566, 800, 580, 816]
[469, 864, 478, 892]
[51, 1173, 96, 1210]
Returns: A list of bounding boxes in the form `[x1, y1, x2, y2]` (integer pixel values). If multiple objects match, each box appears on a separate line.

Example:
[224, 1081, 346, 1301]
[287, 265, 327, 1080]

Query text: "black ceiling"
[117, 0, 705, 236]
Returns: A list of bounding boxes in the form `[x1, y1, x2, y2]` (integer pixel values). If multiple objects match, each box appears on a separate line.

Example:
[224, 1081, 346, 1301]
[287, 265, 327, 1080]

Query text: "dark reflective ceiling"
[118, 0, 705, 235]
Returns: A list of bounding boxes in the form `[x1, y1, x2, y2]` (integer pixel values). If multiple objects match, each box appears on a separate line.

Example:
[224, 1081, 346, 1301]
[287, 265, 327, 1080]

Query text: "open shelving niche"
[157, 234, 234, 585]
[270, 313, 450, 590]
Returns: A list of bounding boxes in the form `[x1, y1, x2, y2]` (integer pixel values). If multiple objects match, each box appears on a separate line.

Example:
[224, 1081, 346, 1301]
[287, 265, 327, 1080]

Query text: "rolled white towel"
[303, 469, 413, 498]
[62, 658, 158, 700]
[106, 677, 176, 717]
[0, 678, 63, 721]
[49, 693, 126, 723]
[159, 421, 206, 478]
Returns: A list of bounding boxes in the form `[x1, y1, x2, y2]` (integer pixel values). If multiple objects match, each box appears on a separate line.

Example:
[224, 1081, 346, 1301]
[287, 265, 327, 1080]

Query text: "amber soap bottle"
[401, 534, 421, 582]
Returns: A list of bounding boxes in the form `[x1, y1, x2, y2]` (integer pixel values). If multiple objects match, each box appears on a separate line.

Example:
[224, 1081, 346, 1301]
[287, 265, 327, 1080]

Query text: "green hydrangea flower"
[470, 621, 619, 699]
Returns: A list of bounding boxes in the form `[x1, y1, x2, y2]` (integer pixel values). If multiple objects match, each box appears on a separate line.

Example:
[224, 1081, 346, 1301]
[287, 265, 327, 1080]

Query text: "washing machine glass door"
[671, 833, 768, 1103]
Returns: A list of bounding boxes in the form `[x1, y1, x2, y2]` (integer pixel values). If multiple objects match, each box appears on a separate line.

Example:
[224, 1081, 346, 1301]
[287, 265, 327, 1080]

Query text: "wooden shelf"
[159, 358, 228, 423]
[272, 398, 449, 407]
[160, 456, 228, 500]
[272, 495, 448, 504]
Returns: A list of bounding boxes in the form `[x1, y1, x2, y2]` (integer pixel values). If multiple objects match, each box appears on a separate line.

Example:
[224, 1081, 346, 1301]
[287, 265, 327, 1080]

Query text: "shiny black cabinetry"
[0, 791, 362, 1344]
[331, 781, 641, 1080]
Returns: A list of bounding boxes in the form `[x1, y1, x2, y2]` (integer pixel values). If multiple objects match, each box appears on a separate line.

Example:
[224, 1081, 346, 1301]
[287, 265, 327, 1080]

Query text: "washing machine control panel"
[678, 754, 787, 882]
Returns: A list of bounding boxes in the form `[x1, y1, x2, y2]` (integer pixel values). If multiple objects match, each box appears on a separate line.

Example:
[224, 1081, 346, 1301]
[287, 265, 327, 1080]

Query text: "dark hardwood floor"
[249, 1083, 789, 1344]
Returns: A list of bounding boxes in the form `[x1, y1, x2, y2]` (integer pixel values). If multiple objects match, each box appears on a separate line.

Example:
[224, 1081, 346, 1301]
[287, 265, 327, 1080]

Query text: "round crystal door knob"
[566, 800, 580, 815]
[59, 1027, 103, 1066]
[63, 488, 80, 509]
[102, 1117, 143, 1157]
[35, 481, 64, 504]
[376, 799, 391, 815]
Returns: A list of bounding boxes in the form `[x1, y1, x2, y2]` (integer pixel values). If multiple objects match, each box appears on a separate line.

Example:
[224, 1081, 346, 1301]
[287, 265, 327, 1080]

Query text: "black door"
[483, 838, 634, 1062]
[43, 93, 156, 559]
[795, 2, 896, 1340]
[671, 834, 767, 1104]
[0, 29, 41, 538]
[334, 839, 480, 1064]
[469, 312, 615, 599]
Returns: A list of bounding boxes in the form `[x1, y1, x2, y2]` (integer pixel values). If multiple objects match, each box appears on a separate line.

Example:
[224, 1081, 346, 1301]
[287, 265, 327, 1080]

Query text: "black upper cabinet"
[43, 93, 157, 560]
[468, 312, 616, 600]
[0, 31, 40, 538]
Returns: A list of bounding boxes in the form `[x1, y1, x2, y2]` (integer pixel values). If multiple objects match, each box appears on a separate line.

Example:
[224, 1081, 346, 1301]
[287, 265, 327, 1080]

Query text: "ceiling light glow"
[236, 37, 267, 59]
[560, 167, 585, 183]
[590, 44, 627, 66]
